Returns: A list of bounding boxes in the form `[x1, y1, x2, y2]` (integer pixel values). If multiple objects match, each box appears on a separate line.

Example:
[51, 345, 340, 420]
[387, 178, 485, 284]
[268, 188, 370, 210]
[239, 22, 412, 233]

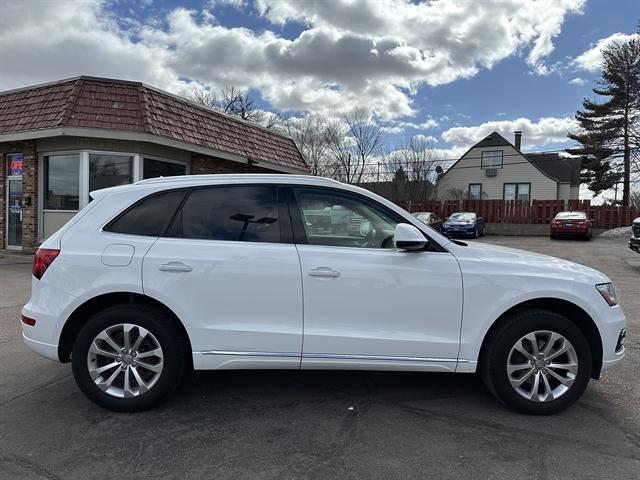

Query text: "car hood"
[458, 241, 609, 283]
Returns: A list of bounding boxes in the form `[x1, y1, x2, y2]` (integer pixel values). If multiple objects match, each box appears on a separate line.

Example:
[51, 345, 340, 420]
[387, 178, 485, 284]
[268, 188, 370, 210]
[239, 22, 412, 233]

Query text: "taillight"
[32, 248, 60, 279]
[21, 315, 36, 326]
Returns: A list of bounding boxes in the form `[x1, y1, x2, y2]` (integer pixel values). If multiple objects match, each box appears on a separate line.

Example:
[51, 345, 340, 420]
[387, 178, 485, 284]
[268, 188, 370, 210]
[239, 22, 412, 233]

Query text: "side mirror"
[394, 223, 427, 251]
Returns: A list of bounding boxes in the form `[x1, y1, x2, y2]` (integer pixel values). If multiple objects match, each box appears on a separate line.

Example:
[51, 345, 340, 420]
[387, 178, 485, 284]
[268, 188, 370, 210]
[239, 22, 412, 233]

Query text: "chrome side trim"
[303, 353, 459, 363]
[200, 350, 301, 357]
[198, 350, 462, 363]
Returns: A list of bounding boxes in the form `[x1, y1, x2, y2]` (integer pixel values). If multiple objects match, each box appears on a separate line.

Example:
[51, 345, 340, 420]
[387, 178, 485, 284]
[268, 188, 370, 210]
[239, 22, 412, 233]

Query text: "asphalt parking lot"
[1, 236, 638, 480]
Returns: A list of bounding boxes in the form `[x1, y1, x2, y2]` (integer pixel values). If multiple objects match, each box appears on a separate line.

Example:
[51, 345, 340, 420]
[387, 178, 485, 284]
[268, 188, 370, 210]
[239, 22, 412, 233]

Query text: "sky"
[0, 0, 637, 167]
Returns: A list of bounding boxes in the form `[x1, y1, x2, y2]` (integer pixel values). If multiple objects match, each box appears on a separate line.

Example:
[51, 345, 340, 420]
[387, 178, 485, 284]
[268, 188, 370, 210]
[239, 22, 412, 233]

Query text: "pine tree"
[567, 32, 640, 205]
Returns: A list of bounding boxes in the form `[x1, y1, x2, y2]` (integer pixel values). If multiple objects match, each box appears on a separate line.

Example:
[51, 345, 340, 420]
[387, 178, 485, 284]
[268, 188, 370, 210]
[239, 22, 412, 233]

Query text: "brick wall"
[191, 153, 277, 175]
[0, 141, 37, 251]
[0, 153, 4, 249]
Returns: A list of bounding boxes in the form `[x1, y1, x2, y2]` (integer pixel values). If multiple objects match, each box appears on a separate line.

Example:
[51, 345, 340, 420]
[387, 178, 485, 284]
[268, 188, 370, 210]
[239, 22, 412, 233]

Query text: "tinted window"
[168, 186, 280, 243]
[89, 154, 133, 192]
[106, 190, 186, 236]
[449, 213, 476, 221]
[44, 154, 80, 210]
[294, 188, 400, 249]
[143, 158, 187, 179]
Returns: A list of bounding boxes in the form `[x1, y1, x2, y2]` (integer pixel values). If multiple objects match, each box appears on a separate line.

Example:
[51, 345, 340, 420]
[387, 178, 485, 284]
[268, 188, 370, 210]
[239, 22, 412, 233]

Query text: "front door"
[291, 187, 463, 371]
[7, 176, 23, 249]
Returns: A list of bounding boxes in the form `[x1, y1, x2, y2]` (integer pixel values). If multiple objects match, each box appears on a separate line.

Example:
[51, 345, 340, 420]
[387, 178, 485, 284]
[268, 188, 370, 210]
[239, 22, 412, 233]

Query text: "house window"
[504, 183, 530, 201]
[89, 154, 133, 192]
[481, 151, 503, 169]
[143, 158, 187, 179]
[43, 154, 80, 210]
[468, 183, 482, 200]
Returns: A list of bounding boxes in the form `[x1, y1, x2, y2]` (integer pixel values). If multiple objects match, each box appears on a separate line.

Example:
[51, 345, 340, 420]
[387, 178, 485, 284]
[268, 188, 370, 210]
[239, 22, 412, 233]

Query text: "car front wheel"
[71, 304, 187, 412]
[481, 309, 592, 414]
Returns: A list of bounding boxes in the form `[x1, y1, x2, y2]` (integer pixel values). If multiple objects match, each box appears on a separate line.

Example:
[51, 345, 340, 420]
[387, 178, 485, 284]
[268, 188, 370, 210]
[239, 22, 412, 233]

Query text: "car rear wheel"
[71, 304, 188, 412]
[481, 309, 592, 414]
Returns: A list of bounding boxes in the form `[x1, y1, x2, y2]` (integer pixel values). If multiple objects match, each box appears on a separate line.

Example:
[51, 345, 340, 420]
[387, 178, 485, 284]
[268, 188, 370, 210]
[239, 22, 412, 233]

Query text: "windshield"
[555, 212, 586, 220]
[448, 213, 476, 221]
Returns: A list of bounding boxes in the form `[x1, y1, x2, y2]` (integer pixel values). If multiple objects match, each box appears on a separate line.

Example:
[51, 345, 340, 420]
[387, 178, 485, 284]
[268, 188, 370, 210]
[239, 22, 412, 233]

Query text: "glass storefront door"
[7, 177, 23, 248]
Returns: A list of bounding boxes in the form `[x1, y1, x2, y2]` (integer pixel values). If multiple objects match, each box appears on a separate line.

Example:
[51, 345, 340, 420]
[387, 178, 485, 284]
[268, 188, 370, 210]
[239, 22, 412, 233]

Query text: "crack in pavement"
[389, 402, 640, 462]
[0, 374, 71, 407]
[0, 453, 62, 480]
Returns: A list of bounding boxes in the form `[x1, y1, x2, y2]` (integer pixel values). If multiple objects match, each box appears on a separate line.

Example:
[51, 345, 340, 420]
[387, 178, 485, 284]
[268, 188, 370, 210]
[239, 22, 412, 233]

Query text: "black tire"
[474, 228, 479, 239]
[550, 233, 556, 240]
[71, 304, 188, 412]
[480, 308, 592, 415]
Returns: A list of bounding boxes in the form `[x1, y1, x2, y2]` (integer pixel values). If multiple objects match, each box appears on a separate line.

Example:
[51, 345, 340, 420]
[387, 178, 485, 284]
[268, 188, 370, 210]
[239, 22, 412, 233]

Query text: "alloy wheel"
[506, 330, 578, 402]
[87, 323, 164, 398]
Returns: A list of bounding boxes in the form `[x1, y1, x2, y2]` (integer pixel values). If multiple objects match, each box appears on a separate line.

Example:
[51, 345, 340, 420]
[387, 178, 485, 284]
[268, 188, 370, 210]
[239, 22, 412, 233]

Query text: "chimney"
[514, 131, 522, 151]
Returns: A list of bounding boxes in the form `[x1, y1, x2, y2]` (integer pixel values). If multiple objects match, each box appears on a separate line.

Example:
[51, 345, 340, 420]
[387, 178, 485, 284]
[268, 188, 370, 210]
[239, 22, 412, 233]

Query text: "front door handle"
[308, 267, 341, 278]
[159, 262, 193, 272]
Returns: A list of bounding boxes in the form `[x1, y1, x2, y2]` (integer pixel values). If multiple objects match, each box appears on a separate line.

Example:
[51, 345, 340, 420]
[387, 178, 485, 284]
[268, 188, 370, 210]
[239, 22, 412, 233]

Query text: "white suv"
[22, 175, 626, 413]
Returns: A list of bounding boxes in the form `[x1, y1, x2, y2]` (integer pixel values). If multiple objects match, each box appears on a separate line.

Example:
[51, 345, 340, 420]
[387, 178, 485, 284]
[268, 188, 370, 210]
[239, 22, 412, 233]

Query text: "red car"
[550, 211, 593, 240]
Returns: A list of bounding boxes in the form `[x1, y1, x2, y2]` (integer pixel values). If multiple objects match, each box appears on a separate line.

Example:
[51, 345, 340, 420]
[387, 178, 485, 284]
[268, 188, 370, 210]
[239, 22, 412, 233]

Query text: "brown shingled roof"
[0, 76, 308, 172]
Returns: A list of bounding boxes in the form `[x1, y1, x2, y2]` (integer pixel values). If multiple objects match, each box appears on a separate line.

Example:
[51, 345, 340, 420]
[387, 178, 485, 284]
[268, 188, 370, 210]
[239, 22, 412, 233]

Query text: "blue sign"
[8, 154, 23, 176]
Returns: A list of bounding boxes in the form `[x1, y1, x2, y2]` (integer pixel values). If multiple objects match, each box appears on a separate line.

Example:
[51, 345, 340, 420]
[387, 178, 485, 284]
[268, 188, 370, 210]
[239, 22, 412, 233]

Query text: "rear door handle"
[308, 267, 341, 278]
[159, 262, 193, 272]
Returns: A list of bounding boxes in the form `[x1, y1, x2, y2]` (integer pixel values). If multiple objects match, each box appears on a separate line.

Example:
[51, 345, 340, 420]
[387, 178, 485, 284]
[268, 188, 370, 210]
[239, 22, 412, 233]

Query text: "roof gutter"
[0, 127, 309, 175]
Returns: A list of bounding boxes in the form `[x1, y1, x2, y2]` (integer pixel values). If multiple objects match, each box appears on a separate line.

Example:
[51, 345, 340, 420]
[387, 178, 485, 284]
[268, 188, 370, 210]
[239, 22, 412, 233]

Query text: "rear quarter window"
[104, 189, 186, 236]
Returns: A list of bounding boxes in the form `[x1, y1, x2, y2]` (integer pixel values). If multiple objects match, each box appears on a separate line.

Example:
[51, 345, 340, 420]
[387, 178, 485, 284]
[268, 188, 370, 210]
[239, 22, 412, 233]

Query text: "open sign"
[8, 154, 23, 176]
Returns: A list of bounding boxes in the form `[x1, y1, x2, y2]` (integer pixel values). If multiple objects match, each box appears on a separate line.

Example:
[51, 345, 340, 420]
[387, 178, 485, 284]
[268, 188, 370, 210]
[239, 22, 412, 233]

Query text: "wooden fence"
[396, 199, 640, 229]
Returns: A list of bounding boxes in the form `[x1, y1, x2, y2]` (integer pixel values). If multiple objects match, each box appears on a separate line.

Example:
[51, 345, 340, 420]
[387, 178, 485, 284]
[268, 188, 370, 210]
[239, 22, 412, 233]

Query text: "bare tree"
[326, 108, 387, 184]
[191, 87, 217, 109]
[218, 85, 264, 122]
[384, 135, 442, 201]
[190, 85, 263, 123]
[285, 114, 332, 176]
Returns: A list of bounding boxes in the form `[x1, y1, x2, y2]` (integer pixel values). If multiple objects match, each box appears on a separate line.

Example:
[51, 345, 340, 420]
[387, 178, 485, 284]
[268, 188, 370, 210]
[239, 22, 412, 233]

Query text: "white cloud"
[573, 32, 640, 72]
[0, 0, 584, 121]
[441, 117, 577, 149]
[568, 77, 586, 85]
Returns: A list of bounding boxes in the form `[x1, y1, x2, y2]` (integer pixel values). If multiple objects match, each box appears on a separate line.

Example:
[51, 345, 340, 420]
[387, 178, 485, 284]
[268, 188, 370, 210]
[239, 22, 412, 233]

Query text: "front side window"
[504, 183, 530, 201]
[468, 183, 482, 200]
[43, 154, 80, 210]
[143, 158, 187, 179]
[168, 186, 280, 243]
[481, 151, 503, 169]
[105, 189, 186, 236]
[294, 189, 400, 249]
[89, 154, 133, 192]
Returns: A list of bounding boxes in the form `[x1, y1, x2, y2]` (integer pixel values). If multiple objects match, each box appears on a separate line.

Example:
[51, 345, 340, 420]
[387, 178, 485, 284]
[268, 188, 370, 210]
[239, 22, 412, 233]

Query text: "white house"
[435, 131, 580, 201]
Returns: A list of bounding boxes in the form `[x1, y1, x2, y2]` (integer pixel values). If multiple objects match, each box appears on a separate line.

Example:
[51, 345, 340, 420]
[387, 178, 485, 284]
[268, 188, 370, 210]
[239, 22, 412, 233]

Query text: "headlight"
[596, 283, 617, 306]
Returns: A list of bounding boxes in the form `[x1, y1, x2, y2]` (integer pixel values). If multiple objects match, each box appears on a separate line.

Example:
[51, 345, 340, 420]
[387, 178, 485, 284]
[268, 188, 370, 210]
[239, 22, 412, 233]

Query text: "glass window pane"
[106, 190, 186, 236]
[170, 186, 280, 243]
[89, 154, 133, 192]
[294, 189, 399, 249]
[44, 154, 80, 210]
[143, 158, 187, 179]
[517, 183, 530, 200]
[468, 184, 481, 200]
[504, 183, 516, 201]
[481, 151, 503, 169]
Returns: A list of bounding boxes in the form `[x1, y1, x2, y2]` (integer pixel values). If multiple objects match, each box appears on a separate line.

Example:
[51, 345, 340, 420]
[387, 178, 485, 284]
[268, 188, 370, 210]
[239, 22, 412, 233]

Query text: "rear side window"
[105, 189, 186, 236]
[167, 185, 280, 243]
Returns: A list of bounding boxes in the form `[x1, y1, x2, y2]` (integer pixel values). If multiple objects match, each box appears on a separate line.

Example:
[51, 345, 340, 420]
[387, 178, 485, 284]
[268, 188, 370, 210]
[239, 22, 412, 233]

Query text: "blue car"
[441, 212, 486, 238]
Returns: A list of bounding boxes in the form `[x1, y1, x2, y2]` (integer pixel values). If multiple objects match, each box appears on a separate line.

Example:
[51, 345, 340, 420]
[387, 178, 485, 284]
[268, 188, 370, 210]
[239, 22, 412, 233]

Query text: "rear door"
[142, 185, 303, 370]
